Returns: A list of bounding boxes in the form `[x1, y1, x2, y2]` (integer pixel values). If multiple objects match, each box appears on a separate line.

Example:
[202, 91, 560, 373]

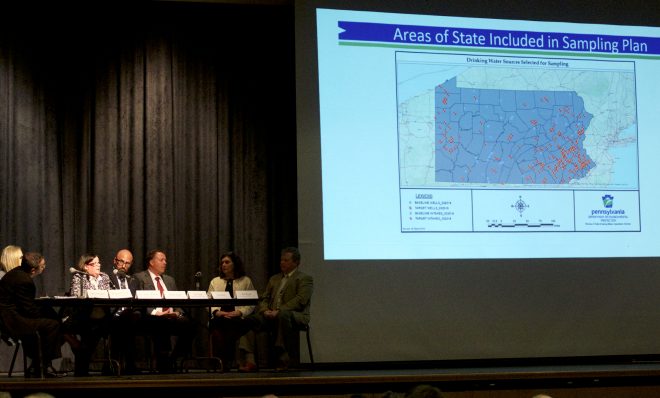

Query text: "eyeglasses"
[115, 258, 132, 266]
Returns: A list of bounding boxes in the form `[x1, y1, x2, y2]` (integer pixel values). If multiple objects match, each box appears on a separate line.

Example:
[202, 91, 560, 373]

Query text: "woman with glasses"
[70, 254, 113, 297]
[66, 253, 113, 376]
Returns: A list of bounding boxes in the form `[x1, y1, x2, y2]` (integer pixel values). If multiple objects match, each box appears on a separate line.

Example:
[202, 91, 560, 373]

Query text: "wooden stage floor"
[4, 361, 660, 398]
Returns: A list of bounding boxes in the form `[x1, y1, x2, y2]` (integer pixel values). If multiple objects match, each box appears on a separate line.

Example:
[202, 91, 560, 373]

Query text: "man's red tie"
[155, 276, 170, 312]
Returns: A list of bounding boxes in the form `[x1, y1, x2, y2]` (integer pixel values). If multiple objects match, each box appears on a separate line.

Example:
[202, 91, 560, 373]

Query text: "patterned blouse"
[69, 272, 113, 297]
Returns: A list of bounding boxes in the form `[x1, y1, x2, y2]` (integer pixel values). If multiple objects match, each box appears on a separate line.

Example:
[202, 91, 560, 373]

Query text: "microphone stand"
[78, 273, 85, 298]
[194, 272, 202, 290]
[69, 268, 88, 297]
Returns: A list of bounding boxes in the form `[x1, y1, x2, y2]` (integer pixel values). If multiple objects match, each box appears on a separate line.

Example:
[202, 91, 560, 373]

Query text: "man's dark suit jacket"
[109, 272, 140, 295]
[0, 267, 61, 362]
[0, 267, 42, 320]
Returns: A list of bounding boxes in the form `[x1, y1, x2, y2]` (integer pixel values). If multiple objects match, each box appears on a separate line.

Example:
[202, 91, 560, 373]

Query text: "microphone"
[112, 269, 129, 290]
[194, 271, 202, 290]
[113, 269, 127, 279]
[108, 273, 118, 290]
[69, 267, 86, 275]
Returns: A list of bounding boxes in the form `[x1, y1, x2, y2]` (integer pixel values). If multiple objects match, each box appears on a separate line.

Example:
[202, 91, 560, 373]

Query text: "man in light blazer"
[242, 246, 313, 371]
[133, 249, 193, 373]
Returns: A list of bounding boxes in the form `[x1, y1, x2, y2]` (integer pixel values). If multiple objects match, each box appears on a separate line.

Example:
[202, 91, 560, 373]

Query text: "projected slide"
[397, 52, 639, 233]
[316, 8, 660, 259]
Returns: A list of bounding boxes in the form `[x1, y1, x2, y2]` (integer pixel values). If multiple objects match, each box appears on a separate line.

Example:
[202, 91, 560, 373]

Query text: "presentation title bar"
[338, 21, 660, 55]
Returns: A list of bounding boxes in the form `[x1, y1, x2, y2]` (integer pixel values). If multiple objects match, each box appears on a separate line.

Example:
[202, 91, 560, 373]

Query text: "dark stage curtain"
[0, 2, 297, 297]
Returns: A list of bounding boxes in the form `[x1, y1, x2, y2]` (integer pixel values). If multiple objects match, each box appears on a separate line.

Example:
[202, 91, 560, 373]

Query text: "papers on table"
[49, 290, 255, 300]
[187, 290, 209, 299]
[210, 291, 232, 299]
[235, 290, 258, 299]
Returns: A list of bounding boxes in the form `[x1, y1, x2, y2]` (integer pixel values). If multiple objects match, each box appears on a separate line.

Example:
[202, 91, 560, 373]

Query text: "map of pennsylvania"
[398, 59, 637, 189]
[435, 77, 594, 184]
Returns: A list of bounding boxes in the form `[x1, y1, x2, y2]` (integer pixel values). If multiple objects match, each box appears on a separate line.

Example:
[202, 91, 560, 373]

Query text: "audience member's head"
[405, 384, 445, 398]
[532, 395, 553, 398]
[381, 392, 400, 398]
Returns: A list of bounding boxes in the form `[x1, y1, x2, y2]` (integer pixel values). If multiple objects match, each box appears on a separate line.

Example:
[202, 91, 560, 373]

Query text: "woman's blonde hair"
[1, 245, 23, 273]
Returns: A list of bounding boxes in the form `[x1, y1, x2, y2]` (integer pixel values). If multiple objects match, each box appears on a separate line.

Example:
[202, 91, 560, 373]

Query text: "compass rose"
[511, 195, 529, 216]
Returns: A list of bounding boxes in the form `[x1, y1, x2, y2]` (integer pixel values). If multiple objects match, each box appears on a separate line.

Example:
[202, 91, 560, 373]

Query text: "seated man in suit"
[133, 249, 194, 373]
[108, 249, 141, 374]
[0, 252, 62, 377]
[241, 247, 313, 372]
[109, 249, 139, 293]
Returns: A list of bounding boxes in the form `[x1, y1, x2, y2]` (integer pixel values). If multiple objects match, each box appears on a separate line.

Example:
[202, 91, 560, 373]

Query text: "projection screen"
[295, 0, 660, 364]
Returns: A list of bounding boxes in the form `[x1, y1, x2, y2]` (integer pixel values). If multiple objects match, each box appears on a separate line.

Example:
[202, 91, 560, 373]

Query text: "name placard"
[187, 290, 209, 299]
[164, 290, 188, 299]
[86, 290, 109, 299]
[235, 290, 259, 299]
[108, 289, 133, 299]
[210, 291, 232, 299]
[135, 290, 161, 299]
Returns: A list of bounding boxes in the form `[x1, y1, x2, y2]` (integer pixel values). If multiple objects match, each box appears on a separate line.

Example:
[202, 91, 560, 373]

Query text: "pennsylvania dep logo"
[602, 194, 614, 208]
